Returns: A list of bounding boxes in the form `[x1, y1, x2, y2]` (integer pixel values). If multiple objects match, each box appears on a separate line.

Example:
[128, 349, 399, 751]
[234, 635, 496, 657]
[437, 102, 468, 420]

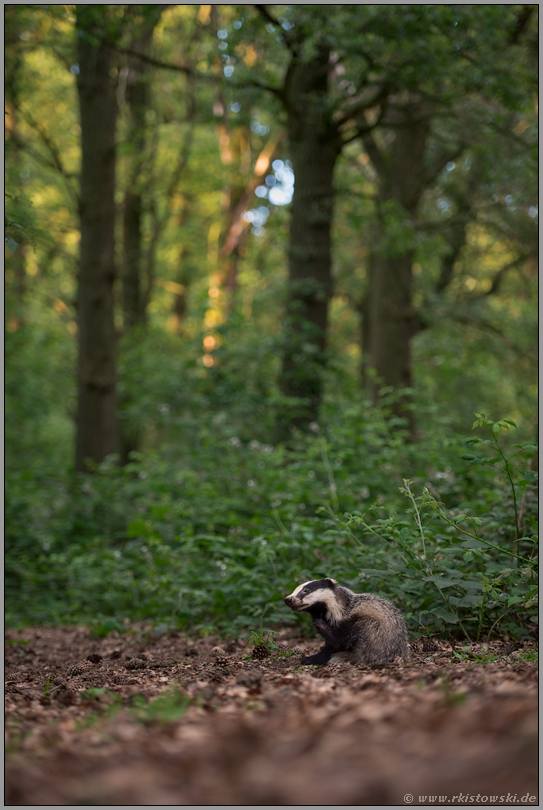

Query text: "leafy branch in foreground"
[340, 413, 537, 641]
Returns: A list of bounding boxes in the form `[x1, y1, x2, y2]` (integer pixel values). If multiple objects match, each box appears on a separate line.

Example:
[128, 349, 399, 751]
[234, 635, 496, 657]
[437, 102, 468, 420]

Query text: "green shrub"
[5, 403, 538, 641]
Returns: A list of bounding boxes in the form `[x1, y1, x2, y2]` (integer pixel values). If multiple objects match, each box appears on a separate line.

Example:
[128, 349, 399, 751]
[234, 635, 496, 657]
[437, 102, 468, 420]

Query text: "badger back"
[351, 593, 410, 660]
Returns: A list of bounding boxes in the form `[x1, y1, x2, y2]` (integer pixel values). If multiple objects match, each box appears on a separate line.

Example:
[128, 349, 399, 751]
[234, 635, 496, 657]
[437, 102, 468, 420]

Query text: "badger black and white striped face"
[284, 578, 342, 623]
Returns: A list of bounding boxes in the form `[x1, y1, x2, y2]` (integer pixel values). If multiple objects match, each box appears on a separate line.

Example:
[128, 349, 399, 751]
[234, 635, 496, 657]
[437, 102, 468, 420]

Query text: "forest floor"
[4, 626, 538, 806]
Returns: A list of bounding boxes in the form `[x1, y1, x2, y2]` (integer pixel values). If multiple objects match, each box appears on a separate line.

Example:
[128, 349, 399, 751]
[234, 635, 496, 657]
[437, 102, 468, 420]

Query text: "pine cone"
[214, 655, 229, 667]
[125, 657, 147, 671]
[251, 643, 270, 661]
[422, 638, 439, 653]
[65, 662, 91, 677]
[112, 673, 130, 684]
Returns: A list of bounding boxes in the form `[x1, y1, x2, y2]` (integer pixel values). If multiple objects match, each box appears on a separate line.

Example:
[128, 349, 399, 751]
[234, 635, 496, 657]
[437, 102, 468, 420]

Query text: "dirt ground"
[4, 626, 538, 806]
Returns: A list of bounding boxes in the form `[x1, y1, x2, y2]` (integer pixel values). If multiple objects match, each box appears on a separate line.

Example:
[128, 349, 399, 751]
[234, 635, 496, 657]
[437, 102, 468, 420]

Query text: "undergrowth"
[5, 401, 538, 642]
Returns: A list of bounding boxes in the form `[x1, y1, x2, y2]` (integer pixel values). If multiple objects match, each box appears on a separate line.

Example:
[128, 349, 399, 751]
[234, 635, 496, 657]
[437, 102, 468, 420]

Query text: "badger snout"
[284, 595, 303, 611]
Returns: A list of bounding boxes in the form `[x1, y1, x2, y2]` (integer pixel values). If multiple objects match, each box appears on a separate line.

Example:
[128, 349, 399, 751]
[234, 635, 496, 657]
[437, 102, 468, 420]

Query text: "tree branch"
[509, 5, 536, 45]
[236, 74, 285, 102]
[470, 255, 530, 299]
[79, 27, 285, 101]
[446, 308, 537, 361]
[18, 108, 69, 177]
[254, 4, 297, 52]
[254, 3, 281, 28]
[14, 108, 79, 201]
[359, 127, 387, 177]
[424, 142, 467, 187]
[221, 132, 284, 257]
[335, 83, 390, 129]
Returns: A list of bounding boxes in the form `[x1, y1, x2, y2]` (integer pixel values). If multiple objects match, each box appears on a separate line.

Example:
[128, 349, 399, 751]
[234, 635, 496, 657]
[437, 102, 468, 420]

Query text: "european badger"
[284, 578, 409, 665]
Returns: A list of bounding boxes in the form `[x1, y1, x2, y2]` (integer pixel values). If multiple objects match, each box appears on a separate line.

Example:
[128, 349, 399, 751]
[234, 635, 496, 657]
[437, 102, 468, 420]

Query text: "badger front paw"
[301, 646, 333, 666]
[312, 617, 339, 648]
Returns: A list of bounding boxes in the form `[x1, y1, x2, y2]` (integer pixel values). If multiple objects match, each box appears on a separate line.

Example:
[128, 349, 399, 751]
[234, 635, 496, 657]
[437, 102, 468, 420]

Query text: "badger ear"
[325, 578, 337, 587]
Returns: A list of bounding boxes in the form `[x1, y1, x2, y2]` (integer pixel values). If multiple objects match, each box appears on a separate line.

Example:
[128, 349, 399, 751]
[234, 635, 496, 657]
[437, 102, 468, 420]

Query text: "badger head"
[284, 578, 342, 624]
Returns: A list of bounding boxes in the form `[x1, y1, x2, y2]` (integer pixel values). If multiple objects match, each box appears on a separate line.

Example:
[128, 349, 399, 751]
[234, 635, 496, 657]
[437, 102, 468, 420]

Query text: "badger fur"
[284, 578, 409, 666]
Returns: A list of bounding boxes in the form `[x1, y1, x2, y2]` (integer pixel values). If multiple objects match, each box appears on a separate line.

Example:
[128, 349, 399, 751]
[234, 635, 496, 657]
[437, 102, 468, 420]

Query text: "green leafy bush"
[5, 400, 537, 641]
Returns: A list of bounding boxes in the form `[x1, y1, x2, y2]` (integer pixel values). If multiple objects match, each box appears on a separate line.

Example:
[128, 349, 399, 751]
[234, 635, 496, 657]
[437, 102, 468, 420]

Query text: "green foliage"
[247, 629, 295, 659]
[130, 688, 191, 726]
[5, 319, 75, 470]
[76, 688, 122, 729]
[74, 686, 193, 730]
[5, 399, 538, 642]
[341, 421, 538, 642]
[5, 187, 38, 250]
[451, 646, 502, 664]
[516, 649, 538, 663]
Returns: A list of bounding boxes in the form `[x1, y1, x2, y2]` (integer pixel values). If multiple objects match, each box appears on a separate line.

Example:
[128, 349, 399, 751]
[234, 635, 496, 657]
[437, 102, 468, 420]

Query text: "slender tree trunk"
[123, 190, 145, 329]
[363, 103, 430, 428]
[122, 12, 162, 330]
[75, 8, 119, 471]
[218, 131, 281, 314]
[277, 48, 340, 435]
[119, 8, 164, 464]
[358, 285, 371, 392]
[119, 36, 151, 465]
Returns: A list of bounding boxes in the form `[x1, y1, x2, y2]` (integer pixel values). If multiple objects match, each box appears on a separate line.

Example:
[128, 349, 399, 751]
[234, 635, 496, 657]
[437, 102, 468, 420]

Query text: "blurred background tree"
[6, 3, 536, 467]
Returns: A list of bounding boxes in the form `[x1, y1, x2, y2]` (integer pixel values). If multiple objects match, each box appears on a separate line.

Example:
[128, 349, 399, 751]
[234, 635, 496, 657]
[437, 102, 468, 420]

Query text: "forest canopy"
[4, 5, 538, 640]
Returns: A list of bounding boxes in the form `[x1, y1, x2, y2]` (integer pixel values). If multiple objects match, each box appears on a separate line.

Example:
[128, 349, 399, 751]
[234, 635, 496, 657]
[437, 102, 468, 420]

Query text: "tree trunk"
[119, 34, 151, 466]
[367, 251, 415, 389]
[277, 48, 340, 435]
[122, 10, 163, 330]
[119, 8, 165, 464]
[75, 8, 119, 472]
[363, 103, 430, 428]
